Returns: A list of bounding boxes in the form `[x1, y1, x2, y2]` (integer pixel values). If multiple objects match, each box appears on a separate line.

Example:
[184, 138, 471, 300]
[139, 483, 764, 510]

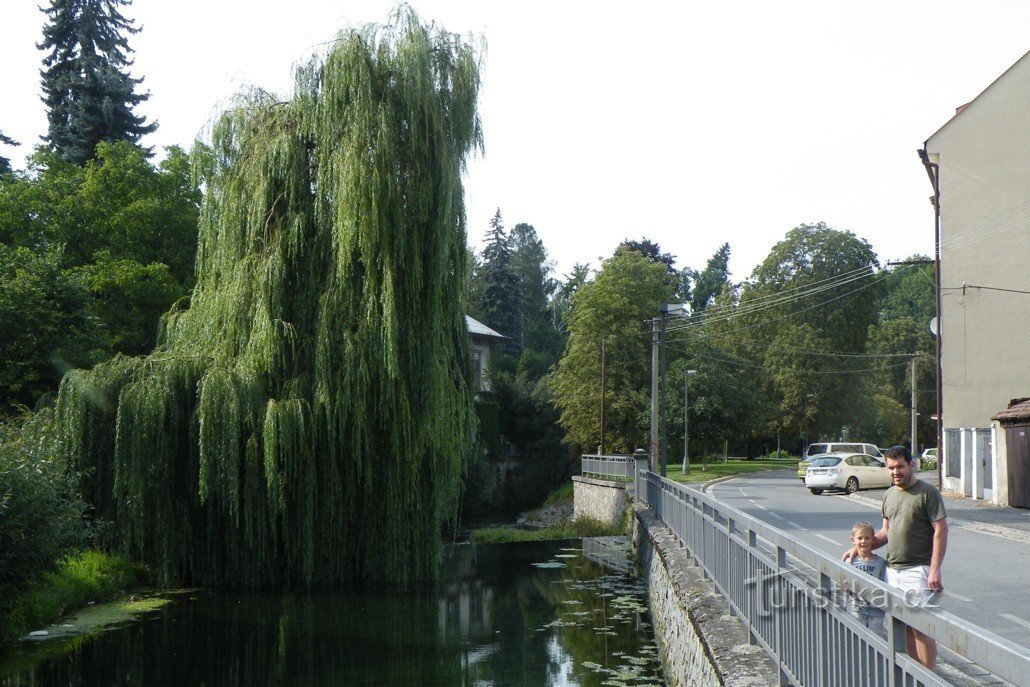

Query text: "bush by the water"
[0, 550, 144, 640]
[0, 410, 91, 637]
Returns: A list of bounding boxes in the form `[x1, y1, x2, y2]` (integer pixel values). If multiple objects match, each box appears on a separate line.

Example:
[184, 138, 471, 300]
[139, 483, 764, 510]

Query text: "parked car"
[796, 442, 882, 481]
[920, 447, 938, 470]
[804, 453, 892, 495]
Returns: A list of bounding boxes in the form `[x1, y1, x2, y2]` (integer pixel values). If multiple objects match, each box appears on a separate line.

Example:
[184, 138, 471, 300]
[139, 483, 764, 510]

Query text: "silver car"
[804, 453, 892, 495]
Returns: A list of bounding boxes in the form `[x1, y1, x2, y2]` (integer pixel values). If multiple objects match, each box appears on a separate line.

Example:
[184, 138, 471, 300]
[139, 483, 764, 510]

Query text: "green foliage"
[0, 142, 199, 414]
[540, 481, 574, 507]
[0, 549, 144, 641]
[38, 0, 156, 164]
[56, 10, 482, 586]
[0, 410, 91, 632]
[553, 250, 677, 452]
[0, 131, 18, 176]
[476, 209, 523, 369]
[468, 517, 618, 543]
[687, 242, 732, 315]
[0, 246, 106, 414]
[740, 222, 883, 439]
[0, 142, 199, 285]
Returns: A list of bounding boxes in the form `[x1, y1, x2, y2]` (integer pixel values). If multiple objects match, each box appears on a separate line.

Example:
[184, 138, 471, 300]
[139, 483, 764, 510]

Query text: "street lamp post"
[682, 369, 697, 474]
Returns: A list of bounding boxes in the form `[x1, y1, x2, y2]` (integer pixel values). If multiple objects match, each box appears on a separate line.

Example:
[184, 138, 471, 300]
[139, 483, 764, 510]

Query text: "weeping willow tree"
[54, 9, 482, 586]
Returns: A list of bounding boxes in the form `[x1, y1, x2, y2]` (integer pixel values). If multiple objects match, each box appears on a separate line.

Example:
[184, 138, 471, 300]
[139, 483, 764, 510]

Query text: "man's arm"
[927, 517, 948, 591]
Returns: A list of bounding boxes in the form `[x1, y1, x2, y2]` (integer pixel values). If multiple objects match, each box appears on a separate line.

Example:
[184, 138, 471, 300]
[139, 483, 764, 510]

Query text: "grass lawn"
[663, 457, 796, 484]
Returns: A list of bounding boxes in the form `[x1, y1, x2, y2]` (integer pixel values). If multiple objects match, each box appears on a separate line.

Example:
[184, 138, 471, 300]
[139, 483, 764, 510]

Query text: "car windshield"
[807, 444, 829, 456]
[809, 457, 842, 467]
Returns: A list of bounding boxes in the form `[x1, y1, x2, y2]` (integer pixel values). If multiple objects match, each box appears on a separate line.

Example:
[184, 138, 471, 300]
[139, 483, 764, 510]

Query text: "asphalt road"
[707, 469, 1030, 649]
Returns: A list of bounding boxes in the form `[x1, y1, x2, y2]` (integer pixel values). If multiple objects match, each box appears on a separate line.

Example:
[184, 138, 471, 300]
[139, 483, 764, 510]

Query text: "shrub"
[0, 550, 145, 640]
[0, 409, 91, 630]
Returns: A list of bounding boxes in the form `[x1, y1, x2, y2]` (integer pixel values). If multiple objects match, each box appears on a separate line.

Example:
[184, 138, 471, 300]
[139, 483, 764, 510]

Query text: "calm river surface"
[0, 538, 665, 686]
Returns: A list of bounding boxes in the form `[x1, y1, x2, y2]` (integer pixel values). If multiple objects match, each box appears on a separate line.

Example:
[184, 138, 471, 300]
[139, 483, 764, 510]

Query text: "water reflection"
[1, 539, 663, 686]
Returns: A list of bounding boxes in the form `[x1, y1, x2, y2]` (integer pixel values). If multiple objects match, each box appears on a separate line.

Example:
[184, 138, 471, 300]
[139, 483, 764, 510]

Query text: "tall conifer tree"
[38, 0, 156, 164]
[479, 209, 522, 360]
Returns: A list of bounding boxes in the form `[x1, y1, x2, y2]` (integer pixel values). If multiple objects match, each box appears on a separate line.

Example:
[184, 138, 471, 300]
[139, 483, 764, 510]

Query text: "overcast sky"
[3, 1, 1029, 281]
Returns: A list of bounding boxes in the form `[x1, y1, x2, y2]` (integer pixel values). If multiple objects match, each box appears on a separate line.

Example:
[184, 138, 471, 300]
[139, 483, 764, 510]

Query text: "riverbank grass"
[665, 458, 794, 484]
[470, 517, 619, 543]
[1, 550, 147, 641]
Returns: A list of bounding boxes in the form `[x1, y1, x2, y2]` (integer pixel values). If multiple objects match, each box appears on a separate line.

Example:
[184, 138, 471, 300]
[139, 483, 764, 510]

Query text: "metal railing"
[636, 469, 1030, 687]
[581, 454, 637, 481]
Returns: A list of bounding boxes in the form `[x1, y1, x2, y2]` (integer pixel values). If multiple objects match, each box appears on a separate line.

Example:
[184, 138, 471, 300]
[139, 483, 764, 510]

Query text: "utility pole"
[649, 318, 659, 472]
[599, 338, 607, 455]
[911, 355, 918, 456]
[682, 369, 696, 474]
[659, 314, 668, 476]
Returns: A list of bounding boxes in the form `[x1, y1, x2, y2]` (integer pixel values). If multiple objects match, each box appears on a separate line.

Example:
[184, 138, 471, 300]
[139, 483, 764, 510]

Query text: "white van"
[805, 442, 882, 458]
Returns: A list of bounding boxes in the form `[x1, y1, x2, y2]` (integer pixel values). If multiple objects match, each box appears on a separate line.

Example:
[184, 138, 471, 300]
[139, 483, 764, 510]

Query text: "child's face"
[851, 529, 874, 553]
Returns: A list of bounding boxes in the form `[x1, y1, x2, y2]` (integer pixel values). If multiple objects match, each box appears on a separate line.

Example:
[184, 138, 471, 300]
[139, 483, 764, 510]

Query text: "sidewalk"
[846, 471, 1030, 544]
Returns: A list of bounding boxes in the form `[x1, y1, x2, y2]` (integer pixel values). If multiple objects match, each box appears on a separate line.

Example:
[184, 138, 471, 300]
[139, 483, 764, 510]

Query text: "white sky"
[3, 1, 1029, 281]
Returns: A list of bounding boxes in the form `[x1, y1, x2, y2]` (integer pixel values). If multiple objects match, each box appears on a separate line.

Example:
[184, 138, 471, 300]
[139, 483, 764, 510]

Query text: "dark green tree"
[509, 222, 562, 379]
[0, 245, 106, 415]
[38, 0, 156, 164]
[478, 209, 522, 368]
[688, 242, 732, 315]
[0, 132, 18, 176]
[552, 262, 590, 334]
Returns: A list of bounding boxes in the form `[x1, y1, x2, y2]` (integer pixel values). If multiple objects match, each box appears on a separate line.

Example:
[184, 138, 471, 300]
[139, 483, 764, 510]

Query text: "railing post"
[817, 572, 831, 687]
[633, 449, 648, 504]
[775, 545, 788, 686]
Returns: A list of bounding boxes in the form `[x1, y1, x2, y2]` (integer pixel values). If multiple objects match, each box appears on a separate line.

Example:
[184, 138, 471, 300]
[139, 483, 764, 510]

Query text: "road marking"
[1001, 613, 1030, 630]
[737, 488, 747, 496]
[768, 512, 785, 520]
[948, 592, 973, 603]
[786, 521, 806, 530]
[814, 533, 839, 545]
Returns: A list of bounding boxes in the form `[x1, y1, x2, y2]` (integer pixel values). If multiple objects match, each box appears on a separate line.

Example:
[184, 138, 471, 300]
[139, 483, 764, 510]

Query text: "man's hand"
[842, 546, 859, 563]
[927, 566, 943, 591]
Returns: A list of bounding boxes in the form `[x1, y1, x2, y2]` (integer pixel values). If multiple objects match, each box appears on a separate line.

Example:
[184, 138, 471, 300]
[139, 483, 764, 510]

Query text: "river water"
[0, 538, 665, 686]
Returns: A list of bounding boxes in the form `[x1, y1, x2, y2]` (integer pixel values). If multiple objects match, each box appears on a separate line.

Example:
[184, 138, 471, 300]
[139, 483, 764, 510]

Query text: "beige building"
[921, 51, 1030, 505]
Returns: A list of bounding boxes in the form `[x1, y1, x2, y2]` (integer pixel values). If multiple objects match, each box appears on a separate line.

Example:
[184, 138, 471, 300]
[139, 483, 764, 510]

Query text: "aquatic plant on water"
[54, 8, 482, 586]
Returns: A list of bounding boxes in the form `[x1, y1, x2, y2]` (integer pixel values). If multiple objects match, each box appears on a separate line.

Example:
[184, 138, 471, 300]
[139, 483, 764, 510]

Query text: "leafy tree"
[0, 132, 18, 176]
[38, 0, 157, 164]
[0, 245, 105, 415]
[616, 237, 680, 292]
[553, 250, 677, 452]
[0, 142, 198, 374]
[738, 222, 883, 441]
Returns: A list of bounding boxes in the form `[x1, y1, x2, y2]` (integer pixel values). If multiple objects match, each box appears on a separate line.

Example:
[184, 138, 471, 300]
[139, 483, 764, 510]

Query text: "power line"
[686, 351, 912, 375]
[941, 284, 1030, 296]
[666, 266, 900, 336]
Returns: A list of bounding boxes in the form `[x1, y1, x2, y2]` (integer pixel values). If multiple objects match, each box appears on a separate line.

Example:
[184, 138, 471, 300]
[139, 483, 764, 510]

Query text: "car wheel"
[845, 477, 859, 494]
[809, 488, 823, 495]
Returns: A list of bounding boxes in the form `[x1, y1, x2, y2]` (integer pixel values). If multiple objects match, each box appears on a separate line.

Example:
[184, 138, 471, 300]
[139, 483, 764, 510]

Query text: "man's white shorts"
[887, 564, 940, 607]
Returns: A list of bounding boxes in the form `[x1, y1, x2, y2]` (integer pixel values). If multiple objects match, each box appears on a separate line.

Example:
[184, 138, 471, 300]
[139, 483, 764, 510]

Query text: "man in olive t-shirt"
[843, 445, 948, 671]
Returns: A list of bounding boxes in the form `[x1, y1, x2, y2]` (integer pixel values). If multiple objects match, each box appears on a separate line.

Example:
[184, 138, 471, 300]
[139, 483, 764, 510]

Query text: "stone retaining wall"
[632, 503, 777, 687]
[572, 475, 628, 526]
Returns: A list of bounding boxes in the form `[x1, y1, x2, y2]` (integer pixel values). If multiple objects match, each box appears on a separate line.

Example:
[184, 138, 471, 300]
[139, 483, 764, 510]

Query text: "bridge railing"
[580, 454, 637, 481]
[636, 469, 1030, 687]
